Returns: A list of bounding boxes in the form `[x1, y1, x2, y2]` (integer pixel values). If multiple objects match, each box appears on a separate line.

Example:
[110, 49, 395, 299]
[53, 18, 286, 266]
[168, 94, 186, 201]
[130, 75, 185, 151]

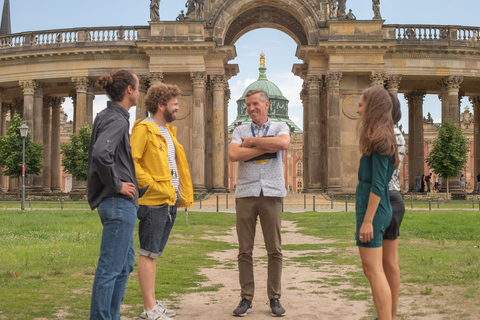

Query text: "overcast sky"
[7, 0, 480, 131]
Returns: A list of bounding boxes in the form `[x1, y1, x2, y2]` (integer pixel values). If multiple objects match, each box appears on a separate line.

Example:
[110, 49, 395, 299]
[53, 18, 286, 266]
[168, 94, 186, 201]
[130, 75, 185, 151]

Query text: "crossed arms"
[228, 134, 291, 163]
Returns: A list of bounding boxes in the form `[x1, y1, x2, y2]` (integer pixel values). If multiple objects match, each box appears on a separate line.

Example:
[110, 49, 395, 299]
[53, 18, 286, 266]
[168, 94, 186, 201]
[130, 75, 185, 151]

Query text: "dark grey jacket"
[87, 101, 139, 210]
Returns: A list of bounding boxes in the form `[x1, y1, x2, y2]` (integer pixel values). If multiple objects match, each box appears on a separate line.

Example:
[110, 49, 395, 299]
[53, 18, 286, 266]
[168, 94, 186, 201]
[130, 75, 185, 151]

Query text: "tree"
[60, 123, 91, 182]
[425, 118, 470, 196]
[0, 114, 44, 178]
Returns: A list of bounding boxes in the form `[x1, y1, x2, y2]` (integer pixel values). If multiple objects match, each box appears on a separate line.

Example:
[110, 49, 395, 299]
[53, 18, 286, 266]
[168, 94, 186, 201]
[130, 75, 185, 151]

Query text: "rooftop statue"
[328, 0, 337, 20]
[176, 10, 185, 21]
[337, 0, 346, 19]
[345, 9, 356, 20]
[372, 0, 381, 19]
[150, 0, 160, 21]
[185, 0, 195, 17]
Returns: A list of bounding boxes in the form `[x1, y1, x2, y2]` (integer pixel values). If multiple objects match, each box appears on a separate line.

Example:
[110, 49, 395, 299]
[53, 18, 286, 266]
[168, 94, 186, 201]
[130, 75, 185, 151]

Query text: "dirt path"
[169, 220, 369, 320]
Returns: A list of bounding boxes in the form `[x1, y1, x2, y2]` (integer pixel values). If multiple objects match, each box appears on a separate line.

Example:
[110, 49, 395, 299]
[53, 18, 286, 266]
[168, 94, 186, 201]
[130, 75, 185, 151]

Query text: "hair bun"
[96, 74, 113, 89]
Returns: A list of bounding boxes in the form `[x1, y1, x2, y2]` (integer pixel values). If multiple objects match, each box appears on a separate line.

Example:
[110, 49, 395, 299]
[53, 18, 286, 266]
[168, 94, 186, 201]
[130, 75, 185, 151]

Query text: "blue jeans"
[137, 204, 177, 258]
[90, 197, 137, 320]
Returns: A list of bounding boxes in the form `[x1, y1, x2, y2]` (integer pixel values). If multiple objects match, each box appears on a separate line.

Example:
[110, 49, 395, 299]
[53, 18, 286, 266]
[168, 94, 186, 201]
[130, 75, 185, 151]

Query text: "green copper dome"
[229, 52, 302, 133]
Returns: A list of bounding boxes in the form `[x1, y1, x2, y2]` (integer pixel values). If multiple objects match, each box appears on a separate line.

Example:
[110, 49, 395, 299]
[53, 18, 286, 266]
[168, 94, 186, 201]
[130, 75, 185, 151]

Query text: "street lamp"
[19, 124, 28, 211]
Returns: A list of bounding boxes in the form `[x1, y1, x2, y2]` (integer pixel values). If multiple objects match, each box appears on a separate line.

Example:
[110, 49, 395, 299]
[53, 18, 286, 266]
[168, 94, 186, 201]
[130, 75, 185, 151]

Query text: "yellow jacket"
[131, 118, 193, 207]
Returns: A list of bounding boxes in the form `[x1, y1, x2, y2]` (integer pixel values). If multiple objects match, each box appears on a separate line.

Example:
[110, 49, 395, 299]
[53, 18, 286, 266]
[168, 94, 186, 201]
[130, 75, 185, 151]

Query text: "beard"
[163, 108, 176, 123]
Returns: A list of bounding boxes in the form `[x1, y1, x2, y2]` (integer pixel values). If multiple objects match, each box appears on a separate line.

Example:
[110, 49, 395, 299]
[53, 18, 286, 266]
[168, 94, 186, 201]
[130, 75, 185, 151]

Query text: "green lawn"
[0, 208, 479, 319]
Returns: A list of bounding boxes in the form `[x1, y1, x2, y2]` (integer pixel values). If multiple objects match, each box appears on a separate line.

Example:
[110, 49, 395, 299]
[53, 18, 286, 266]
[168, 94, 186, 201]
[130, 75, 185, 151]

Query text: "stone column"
[86, 82, 95, 127]
[211, 74, 226, 192]
[386, 74, 402, 95]
[405, 91, 426, 191]
[51, 98, 63, 192]
[42, 97, 53, 192]
[439, 75, 463, 124]
[300, 84, 309, 191]
[32, 83, 45, 190]
[72, 77, 90, 133]
[306, 74, 322, 192]
[136, 75, 148, 119]
[190, 71, 207, 193]
[326, 71, 343, 190]
[0, 91, 6, 192]
[470, 96, 480, 187]
[20, 80, 37, 188]
[8, 104, 17, 192]
[370, 72, 386, 87]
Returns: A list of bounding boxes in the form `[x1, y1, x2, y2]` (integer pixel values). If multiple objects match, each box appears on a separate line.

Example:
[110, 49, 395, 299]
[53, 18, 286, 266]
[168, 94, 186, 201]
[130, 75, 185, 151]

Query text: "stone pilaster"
[385, 74, 402, 95]
[470, 96, 480, 185]
[370, 71, 386, 87]
[306, 74, 322, 192]
[72, 77, 90, 133]
[211, 74, 226, 192]
[32, 83, 45, 190]
[147, 72, 164, 86]
[136, 75, 148, 119]
[326, 71, 343, 190]
[190, 71, 207, 193]
[405, 91, 426, 191]
[51, 98, 63, 192]
[300, 83, 309, 191]
[19, 80, 37, 135]
[0, 91, 5, 192]
[86, 81, 95, 127]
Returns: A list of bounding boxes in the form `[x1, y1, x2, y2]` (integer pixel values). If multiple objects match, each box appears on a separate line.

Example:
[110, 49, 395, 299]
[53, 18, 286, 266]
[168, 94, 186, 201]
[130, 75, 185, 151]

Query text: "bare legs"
[359, 246, 392, 320]
[382, 239, 400, 320]
[138, 255, 157, 311]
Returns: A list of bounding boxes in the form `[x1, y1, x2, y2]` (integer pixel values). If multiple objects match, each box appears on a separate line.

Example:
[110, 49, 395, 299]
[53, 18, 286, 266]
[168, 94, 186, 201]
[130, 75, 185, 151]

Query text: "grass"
[0, 208, 479, 319]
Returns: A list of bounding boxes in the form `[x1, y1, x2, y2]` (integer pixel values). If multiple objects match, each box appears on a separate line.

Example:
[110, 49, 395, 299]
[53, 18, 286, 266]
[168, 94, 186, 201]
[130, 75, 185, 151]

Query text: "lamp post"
[19, 124, 28, 211]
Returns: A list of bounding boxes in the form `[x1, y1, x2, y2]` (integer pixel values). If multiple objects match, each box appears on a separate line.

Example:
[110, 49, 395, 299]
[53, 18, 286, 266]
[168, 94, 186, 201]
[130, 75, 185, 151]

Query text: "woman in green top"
[356, 86, 399, 320]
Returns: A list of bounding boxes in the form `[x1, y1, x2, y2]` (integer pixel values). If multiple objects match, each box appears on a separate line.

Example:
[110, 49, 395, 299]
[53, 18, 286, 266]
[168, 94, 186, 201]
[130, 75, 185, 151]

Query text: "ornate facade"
[0, 0, 479, 195]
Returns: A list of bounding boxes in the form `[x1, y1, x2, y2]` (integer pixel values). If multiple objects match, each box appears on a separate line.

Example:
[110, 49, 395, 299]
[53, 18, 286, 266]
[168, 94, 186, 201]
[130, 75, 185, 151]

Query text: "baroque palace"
[1, 0, 480, 196]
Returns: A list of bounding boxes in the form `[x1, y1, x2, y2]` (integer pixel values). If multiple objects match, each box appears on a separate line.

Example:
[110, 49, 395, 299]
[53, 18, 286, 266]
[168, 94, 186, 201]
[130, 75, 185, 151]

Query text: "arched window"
[297, 181, 303, 191]
[296, 161, 303, 177]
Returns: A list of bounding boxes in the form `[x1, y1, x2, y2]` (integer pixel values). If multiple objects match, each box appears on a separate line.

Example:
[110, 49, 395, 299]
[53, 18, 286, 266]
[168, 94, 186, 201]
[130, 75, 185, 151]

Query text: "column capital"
[137, 75, 148, 93]
[404, 90, 426, 105]
[211, 74, 226, 90]
[72, 77, 91, 93]
[190, 71, 207, 87]
[469, 96, 480, 109]
[438, 75, 464, 90]
[34, 83, 46, 97]
[385, 74, 402, 91]
[19, 80, 38, 95]
[369, 71, 386, 87]
[327, 71, 343, 87]
[147, 72, 164, 86]
[306, 74, 322, 91]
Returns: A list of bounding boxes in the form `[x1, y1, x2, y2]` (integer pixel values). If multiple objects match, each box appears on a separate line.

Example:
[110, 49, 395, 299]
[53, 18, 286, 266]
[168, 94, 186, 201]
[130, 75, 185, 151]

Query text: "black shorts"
[383, 190, 405, 240]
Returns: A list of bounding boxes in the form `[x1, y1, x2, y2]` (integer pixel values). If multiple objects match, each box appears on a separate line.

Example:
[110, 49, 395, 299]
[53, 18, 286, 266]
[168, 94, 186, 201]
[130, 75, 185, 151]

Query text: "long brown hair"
[358, 86, 399, 168]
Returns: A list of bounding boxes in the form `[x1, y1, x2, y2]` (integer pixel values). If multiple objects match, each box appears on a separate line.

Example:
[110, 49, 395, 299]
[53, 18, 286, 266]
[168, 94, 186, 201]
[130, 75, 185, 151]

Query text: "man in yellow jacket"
[131, 83, 193, 320]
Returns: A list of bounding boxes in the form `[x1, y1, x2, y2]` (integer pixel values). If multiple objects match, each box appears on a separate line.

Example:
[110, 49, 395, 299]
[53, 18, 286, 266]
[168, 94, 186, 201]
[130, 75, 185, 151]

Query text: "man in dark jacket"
[87, 69, 140, 320]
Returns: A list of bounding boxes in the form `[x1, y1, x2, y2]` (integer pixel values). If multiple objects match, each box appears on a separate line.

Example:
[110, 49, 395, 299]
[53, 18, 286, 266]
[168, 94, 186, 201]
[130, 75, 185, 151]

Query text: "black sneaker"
[269, 299, 286, 317]
[233, 298, 252, 317]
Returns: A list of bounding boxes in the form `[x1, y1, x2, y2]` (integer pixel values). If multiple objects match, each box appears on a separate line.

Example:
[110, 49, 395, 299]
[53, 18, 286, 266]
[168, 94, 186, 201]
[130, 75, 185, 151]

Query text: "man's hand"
[119, 182, 137, 199]
[241, 136, 256, 148]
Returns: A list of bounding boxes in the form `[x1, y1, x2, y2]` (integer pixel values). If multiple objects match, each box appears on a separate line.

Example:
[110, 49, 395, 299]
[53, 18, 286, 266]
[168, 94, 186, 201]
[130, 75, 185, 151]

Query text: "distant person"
[131, 83, 194, 320]
[384, 92, 406, 320]
[355, 86, 398, 320]
[425, 173, 431, 192]
[229, 89, 290, 317]
[420, 174, 425, 192]
[438, 176, 442, 191]
[460, 174, 466, 192]
[476, 173, 480, 193]
[414, 174, 420, 192]
[87, 69, 141, 320]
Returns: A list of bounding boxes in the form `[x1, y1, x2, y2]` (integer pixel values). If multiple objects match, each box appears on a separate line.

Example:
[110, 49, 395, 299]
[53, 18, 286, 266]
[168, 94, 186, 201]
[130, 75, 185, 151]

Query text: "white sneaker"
[156, 300, 176, 317]
[140, 306, 173, 320]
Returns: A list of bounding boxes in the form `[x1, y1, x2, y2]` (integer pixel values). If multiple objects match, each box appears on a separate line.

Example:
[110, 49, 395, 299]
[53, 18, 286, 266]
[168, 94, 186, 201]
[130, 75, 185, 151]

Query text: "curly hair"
[357, 86, 399, 168]
[144, 83, 182, 115]
[96, 69, 137, 102]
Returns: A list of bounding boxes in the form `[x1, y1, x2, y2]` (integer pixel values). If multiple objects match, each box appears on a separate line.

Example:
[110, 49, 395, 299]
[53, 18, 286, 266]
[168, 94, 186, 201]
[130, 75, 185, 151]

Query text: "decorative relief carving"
[404, 90, 426, 106]
[385, 74, 402, 91]
[190, 71, 207, 87]
[369, 72, 386, 87]
[306, 75, 322, 91]
[211, 74, 226, 90]
[147, 72, 164, 86]
[19, 80, 38, 95]
[72, 77, 91, 93]
[327, 71, 343, 88]
[342, 95, 360, 120]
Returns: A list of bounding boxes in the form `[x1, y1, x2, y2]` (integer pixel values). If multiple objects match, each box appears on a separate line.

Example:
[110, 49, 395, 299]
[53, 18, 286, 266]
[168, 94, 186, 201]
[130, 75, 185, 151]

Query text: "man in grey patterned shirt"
[229, 89, 290, 317]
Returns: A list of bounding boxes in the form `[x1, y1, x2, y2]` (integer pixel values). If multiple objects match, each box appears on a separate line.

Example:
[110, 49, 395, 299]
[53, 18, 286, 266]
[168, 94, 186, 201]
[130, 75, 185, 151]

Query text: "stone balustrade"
[384, 24, 480, 44]
[0, 26, 149, 50]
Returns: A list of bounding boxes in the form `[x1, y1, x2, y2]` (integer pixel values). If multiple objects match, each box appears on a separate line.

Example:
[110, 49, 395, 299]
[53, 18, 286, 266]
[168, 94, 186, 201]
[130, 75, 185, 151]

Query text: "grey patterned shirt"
[389, 125, 406, 191]
[231, 120, 290, 198]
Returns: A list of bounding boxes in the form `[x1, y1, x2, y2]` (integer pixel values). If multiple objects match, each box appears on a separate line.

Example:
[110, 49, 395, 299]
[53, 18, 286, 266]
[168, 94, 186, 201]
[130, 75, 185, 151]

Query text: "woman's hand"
[359, 221, 374, 243]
